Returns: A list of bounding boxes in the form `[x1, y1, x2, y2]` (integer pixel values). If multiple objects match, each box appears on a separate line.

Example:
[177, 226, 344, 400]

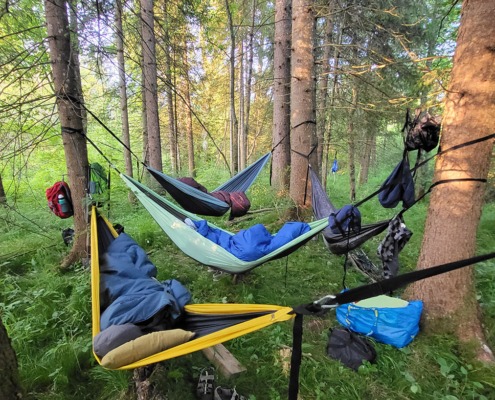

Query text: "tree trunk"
[0, 174, 6, 204]
[182, 37, 196, 177]
[316, 2, 334, 178]
[163, 0, 178, 174]
[225, 0, 238, 175]
[359, 130, 374, 185]
[238, 39, 246, 170]
[289, 0, 317, 210]
[0, 318, 22, 400]
[271, 0, 292, 193]
[116, 0, 133, 180]
[45, 0, 89, 268]
[141, 0, 162, 171]
[405, 0, 495, 362]
[347, 88, 357, 202]
[244, 0, 256, 168]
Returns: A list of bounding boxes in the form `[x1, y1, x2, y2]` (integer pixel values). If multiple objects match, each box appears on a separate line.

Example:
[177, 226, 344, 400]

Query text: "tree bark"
[0, 174, 6, 204]
[141, 0, 162, 171]
[182, 37, 196, 177]
[45, 0, 89, 268]
[238, 39, 245, 170]
[271, 0, 292, 193]
[347, 88, 357, 202]
[225, 0, 238, 176]
[0, 318, 22, 400]
[116, 0, 133, 181]
[289, 0, 317, 210]
[405, 0, 495, 362]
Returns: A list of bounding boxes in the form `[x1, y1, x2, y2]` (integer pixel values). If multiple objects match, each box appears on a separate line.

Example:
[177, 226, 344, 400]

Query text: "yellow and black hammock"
[90, 206, 294, 370]
[91, 205, 495, 399]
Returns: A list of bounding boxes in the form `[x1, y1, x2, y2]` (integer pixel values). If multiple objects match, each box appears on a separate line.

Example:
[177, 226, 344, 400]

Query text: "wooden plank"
[202, 344, 247, 378]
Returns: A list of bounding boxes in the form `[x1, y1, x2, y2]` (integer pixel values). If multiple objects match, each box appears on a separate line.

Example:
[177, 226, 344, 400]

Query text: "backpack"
[404, 109, 441, 152]
[326, 327, 377, 370]
[46, 181, 74, 218]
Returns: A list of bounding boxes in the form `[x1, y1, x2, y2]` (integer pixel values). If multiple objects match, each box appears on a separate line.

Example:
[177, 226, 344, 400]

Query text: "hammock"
[90, 207, 294, 370]
[121, 174, 329, 274]
[147, 152, 271, 217]
[309, 166, 389, 255]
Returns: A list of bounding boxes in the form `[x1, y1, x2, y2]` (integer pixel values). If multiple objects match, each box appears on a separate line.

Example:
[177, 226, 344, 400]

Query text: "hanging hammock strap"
[288, 250, 495, 400]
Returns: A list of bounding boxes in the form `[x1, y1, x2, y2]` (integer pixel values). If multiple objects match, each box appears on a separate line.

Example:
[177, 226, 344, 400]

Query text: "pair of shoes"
[214, 386, 246, 400]
[196, 368, 215, 400]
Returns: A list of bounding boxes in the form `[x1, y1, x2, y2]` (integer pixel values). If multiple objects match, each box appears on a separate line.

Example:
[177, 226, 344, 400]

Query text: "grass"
[1, 164, 494, 400]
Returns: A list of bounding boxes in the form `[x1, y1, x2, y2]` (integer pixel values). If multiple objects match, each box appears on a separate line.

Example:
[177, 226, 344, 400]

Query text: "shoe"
[196, 368, 215, 400]
[214, 386, 246, 400]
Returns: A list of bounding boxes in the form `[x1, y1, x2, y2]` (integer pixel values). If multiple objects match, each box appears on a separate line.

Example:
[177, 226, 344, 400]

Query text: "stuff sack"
[46, 181, 74, 218]
[336, 295, 423, 348]
[328, 205, 361, 235]
[404, 110, 441, 152]
[326, 327, 377, 370]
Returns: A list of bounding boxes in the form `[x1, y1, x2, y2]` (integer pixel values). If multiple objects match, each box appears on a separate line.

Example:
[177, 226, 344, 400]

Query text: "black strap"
[288, 313, 303, 400]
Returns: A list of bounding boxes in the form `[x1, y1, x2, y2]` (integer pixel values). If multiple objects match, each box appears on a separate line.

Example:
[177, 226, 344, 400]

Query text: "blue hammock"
[147, 152, 271, 217]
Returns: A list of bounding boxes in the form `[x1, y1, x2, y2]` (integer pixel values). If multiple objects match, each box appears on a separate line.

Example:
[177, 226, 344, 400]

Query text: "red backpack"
[46, 181, 74, 218]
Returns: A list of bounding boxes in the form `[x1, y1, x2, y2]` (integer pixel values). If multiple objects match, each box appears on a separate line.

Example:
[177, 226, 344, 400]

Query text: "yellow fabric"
[90, 206, 295, 370]
[101, 329, 195, 369]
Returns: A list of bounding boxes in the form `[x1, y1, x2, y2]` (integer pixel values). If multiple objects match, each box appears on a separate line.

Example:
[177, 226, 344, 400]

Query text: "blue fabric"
[193, 220, 311, 261]
[100, 233, 191, 330]
[378, 158, 415, 209]
[328, 205, 361, 235]
[331, 159, 339, 173]
[336, 299, 423, 348]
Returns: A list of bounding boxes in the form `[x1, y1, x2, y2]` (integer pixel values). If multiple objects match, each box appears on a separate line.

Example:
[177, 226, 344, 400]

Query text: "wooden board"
[202, 344, 246, 378]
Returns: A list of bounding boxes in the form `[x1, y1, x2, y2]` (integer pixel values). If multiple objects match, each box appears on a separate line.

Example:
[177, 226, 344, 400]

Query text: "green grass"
[1, 168, 494, 400]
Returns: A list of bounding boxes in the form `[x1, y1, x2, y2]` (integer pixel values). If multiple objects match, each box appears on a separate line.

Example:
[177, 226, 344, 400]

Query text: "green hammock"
[121, 174, 329, 274]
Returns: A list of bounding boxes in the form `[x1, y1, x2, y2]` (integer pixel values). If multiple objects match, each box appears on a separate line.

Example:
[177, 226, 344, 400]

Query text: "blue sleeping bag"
[100, 233, 191, 330]
[193, 220, 311, 261]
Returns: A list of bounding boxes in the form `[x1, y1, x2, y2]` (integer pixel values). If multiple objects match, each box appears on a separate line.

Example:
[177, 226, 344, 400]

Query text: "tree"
[289, 0, 317, 209]
[140, 0, 162, 172]
[45, 0, 89, 267]
[0, 318, 22, 400]
[271, 0, 291, 193]
[116, 0, 133, 180]
[406, 0, 495, 361]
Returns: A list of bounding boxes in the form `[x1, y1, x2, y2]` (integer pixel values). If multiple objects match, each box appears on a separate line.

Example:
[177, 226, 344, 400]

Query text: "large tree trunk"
[271, 0, 292, 193]
[0, 318, 22, 400]
[289, 0, 317, 210]
[141, 0, 162, 171]
[45, 0, 89, 268]
[406, 0, 495, 362]
[116, 0, 133, 180]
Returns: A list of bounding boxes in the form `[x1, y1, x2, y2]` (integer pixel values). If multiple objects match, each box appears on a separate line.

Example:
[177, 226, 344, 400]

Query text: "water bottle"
[58, 194, 70, 214]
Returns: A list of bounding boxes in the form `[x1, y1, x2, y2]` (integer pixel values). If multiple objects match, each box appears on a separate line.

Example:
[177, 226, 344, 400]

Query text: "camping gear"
[378, 155, 415, 209]
[404, 109, 441, 152]
[119, 174, 328, 273]
[197, 369, 215, 400]
[46, 181, 74, 218]
[147, 152, 271, 218]
[326, 327, 377, 370]
[336, 295, 423, 348]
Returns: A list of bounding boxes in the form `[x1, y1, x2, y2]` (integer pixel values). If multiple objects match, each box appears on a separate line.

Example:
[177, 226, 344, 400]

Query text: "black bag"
[404, 109, 441, 152]
[326, 327, 377, 370]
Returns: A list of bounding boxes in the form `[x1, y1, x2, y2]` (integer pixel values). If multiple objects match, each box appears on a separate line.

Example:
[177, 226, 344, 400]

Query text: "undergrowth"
[0, 164, 494, 400]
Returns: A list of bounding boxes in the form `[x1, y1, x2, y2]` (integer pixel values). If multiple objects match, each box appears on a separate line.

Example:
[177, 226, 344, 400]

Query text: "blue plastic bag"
[336, 297, 423, 348]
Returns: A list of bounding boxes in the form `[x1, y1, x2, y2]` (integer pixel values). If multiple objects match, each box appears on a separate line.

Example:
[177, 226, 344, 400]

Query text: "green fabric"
[355, 295, 408, 308]
[121, 174, 329, 273]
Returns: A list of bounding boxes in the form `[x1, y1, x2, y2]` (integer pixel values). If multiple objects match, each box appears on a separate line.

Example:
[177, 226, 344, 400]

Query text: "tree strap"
[287, 250, 495, 400]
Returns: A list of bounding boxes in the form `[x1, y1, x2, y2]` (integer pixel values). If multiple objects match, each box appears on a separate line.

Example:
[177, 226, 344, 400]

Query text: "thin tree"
[406, 0, 495, 362]
[225, 0, 238, 175]
[45, 0, 89, 267]
[271, 0, 291, 193]
[182, 37, 196, 176]
[0, 174, 6, 204]
[289, 0, 317, 210]
[116, 0, 133, 180]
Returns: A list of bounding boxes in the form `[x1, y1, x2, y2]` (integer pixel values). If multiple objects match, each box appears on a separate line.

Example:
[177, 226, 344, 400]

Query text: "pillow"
[101, 329, 195, 369]
[94, 323, 144, 358]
